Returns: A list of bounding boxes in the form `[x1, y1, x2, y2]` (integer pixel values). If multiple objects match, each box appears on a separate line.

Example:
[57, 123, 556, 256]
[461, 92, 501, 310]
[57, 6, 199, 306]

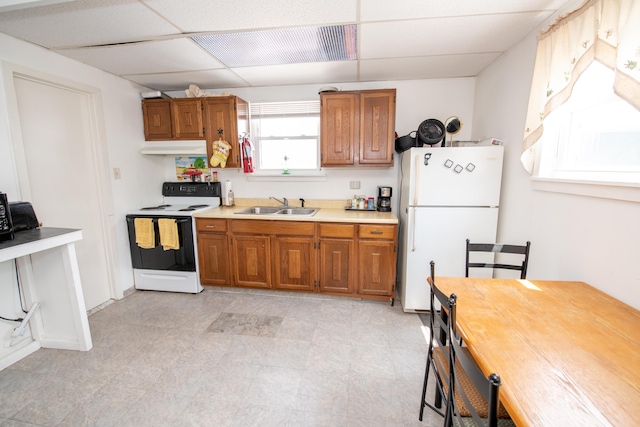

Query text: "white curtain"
[521, 0, 640, 172]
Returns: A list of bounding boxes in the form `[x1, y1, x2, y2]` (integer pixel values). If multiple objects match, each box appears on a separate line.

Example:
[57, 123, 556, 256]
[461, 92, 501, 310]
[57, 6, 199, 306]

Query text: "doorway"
[8, 70, 116, 310]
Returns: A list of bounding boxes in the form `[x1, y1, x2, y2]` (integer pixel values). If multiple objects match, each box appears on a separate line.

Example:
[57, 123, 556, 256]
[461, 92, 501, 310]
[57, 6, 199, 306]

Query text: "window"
[521, 0, 640, 190]
[250, 101, 320, 173]
[537, 61, 640, 184]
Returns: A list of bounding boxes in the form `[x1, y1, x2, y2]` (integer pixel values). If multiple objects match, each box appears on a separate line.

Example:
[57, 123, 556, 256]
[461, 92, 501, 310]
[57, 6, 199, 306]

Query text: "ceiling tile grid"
[59, 38, 225, 75]
[0, 0, 569, 90]
[142, 0, 357, 32]
[0, 0, 180, 48]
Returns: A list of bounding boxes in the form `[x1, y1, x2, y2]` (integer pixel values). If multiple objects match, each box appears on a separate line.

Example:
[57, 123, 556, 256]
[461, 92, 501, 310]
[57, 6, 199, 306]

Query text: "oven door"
[126, 215, 195, 272]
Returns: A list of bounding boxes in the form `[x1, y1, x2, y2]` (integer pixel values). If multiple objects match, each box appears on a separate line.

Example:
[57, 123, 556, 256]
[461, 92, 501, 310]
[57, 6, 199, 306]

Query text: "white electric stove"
[126, 182, 221, 293]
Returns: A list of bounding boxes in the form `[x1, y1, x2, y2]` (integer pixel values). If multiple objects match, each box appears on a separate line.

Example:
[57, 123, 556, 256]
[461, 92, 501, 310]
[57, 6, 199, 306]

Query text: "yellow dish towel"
[134, 218, 155, 249]
[158, 218, 180, 251]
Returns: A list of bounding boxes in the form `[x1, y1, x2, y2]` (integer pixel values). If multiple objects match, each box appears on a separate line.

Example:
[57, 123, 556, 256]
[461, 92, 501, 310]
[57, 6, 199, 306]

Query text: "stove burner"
[179, 208, 196, 212]
[188, 204, 209, 209]
[141, 206, 165, 210]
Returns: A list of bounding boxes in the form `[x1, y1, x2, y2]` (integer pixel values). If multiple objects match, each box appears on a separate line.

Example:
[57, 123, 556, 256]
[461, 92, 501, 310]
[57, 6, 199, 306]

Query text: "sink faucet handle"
[299, 198, 305, 208]
[283, 198, 288, 206]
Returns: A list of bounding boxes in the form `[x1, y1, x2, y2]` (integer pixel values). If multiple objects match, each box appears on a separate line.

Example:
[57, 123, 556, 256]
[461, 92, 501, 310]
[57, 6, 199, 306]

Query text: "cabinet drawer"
[319, 223, 356, 238]
[359, 224, 396, 240]
[231, 220, 314, 236]
[196, 218, 227, 232]
[271, 221, 315, 236]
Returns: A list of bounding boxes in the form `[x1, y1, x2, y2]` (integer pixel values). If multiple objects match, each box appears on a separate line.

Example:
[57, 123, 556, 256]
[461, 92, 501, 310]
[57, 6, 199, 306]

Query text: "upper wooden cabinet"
[203, 96, 249, 169]
[141, 97, 248, 168]
[142, 98, 204, 141]
[320, 89, 396, 167]
[359, 90, 396, 165]
[172, 99, 204, 139]
[142, 99, 173, 140]
[320, 93, 357, 166]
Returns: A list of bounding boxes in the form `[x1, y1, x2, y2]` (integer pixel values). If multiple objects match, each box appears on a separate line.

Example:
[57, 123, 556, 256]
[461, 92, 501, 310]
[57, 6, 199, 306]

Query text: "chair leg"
[419, 355, 431, 421]
[434, 376, 443, 408]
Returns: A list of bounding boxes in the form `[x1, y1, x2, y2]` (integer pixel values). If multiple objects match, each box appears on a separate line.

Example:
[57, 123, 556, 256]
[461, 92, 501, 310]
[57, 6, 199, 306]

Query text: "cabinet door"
[172, 99, 204, 139]
[358, 240, 395, 296]
[273, 236, 315, 292]
[321, 92, 357, 166]
[319, 238, 354, 293]
[232, 235, 271, 288]
[198, 233, 230, 286]
[359, 90, 395, 165]
[142, 99, 172, 140]
[203, 97, 244, 169]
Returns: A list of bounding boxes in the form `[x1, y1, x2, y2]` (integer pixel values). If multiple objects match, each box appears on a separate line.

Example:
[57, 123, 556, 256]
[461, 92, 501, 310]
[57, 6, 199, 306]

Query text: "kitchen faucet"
[269, 196, 288, 206]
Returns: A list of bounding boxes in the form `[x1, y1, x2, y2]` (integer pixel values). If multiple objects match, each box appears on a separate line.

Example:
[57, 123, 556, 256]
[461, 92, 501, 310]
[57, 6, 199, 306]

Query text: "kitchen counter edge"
[193, 206, 398, 224]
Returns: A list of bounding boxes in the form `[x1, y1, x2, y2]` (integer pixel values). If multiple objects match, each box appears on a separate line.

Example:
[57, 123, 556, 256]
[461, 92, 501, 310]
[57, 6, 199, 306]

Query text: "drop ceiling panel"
[360, 12, 551, 59]
[360, 0, 567, 21]
[360, 53, 501, 81]
[123, 69, 248, 91]
[0, 0, 569, 90]
[0, 0, 179, 48]
[142, 0, 357, 33]
[232, 61, 358, 87]
[58, 38, 224, 75]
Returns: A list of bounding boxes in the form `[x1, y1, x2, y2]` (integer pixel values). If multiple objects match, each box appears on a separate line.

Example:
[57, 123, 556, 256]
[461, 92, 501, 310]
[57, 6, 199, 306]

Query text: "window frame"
[249, 100, 324, 178]
[532, 61, 640, 201]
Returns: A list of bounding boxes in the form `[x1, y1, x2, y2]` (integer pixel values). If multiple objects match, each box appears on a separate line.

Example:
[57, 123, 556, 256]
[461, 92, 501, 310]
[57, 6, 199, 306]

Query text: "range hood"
[140, 141, 207, 155]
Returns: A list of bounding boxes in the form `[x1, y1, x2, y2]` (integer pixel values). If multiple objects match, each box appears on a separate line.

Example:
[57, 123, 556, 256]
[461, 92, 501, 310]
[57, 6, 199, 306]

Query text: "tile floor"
[0, 287, 445, 426]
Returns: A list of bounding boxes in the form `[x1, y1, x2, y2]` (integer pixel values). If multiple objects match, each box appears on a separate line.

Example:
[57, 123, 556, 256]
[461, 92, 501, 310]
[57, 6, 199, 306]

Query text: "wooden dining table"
[434, 276, 640, 427]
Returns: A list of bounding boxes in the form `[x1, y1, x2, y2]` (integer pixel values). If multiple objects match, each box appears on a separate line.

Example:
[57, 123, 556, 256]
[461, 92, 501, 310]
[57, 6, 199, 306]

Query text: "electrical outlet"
[113, 168, 121, 180]
[349, 181, 360, 189]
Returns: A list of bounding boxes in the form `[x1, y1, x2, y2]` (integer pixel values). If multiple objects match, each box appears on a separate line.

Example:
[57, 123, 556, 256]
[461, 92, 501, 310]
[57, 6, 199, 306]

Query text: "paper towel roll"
[224, 180, 232, 206]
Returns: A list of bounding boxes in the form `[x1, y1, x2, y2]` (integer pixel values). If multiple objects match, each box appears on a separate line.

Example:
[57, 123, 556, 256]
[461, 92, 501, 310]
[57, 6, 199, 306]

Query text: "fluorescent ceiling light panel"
[192, 25, 357, 67]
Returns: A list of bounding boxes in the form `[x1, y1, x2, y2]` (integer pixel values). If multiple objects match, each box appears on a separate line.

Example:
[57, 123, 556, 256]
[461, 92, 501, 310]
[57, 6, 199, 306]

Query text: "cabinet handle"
[370, 231, 383, 235]
[206, 225, 216, 228]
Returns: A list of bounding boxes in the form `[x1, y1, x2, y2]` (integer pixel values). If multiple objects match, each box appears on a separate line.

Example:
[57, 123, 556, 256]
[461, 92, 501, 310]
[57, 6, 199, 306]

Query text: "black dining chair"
[447, 317, 515, 427]
[465, 239, 531, 279]
[419, 261, 458, 421]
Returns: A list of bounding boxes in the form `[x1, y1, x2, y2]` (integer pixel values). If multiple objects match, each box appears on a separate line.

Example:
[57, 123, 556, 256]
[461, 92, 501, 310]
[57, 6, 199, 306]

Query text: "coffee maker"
[377, 186, 392, 212]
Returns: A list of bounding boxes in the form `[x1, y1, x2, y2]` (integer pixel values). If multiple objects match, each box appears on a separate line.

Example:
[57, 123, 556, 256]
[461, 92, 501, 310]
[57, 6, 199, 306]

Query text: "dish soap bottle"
[227, 189, 234, 206]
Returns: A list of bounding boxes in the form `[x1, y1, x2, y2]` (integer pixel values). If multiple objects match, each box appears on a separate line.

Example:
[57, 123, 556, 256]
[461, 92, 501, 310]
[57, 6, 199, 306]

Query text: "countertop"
[0, 227, 82, 263]
[193, 198, 398, 224]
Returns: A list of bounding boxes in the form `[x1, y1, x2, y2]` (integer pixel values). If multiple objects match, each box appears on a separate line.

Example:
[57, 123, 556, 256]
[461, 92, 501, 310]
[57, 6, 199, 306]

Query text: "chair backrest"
[465, 239, 531, 279]
[448, 321, 504, 427]
[428, 261, 457, 385]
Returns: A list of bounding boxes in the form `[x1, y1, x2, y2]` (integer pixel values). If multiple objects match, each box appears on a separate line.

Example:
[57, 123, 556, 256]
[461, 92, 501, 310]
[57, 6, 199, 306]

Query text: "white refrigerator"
[397, 145, 504, 312]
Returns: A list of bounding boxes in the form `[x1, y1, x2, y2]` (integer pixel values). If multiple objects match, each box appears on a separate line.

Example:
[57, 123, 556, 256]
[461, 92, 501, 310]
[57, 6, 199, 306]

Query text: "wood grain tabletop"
[433, 277, 640, 427]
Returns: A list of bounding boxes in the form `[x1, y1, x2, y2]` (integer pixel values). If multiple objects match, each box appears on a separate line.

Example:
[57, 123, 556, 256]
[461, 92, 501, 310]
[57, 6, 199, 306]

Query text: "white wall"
[164, 78, 476, 210]
[0, 32, 165, 314]
[473, 0, 640, 309]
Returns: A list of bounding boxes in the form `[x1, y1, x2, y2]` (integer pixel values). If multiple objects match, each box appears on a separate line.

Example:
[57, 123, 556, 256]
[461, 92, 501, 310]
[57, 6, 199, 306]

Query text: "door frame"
[1, 61, 121, 301]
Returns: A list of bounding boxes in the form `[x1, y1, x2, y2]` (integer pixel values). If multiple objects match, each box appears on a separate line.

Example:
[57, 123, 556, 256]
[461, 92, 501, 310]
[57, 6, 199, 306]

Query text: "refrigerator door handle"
[410, 206, 417, 252]
[413, 154, 420, 206]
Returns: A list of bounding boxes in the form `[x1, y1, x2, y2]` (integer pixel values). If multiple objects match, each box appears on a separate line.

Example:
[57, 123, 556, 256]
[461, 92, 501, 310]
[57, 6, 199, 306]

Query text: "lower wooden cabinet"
[358, 224, 397, 296]
[196, 218, 397, 301]
[273, 236, 315, 291]
[232, 235, 271, 288]
[196, 219, 231, 286]
[358, 240, 396, 296]
[318, 223, 355, 294]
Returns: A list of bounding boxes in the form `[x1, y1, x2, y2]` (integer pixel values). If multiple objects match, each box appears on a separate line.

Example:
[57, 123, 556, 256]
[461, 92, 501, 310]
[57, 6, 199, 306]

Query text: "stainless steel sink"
[235, 206, 318, 216]
[235, 206, 282, 215]
[274, 208, 318, 216]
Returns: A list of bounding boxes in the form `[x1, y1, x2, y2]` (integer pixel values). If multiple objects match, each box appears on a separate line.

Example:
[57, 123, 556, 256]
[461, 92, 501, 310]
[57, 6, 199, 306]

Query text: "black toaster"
[9, 202, 40, 232]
